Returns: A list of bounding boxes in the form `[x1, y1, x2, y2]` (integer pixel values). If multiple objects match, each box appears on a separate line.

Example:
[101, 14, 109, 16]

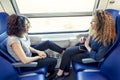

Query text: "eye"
[90, 21, 96, 24]
[25, 23, 30, 28]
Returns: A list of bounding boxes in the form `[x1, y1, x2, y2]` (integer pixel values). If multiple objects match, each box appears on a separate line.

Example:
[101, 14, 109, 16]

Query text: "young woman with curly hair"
[54, 10, 116, 80]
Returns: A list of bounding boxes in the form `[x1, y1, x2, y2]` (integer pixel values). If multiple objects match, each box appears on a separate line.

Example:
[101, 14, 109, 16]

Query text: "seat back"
[0, 55, 19, 80]
[99, 13, 120, 80]
[0, 12, 8, 42]
[0, 12, 8, 34]
[100, 44, 120, 80]
[105, 9, 119, 23]
[98, 10, 120, 67]
[0, 12, 16, 63]
[103, 9, 120, 58]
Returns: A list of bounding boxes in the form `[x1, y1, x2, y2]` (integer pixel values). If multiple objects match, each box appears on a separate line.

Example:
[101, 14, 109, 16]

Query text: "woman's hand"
[85, 36, 91, 52]
[30, 47, 47, 59]
[79, 37, 86, 44]
[37, 51, 47, 59]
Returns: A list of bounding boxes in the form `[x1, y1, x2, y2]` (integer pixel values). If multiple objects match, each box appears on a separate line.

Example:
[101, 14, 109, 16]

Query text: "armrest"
[12, 62, 38, 67]
[82, 58, 104, 63]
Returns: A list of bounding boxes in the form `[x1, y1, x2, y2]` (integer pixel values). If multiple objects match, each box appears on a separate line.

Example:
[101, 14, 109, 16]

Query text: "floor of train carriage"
[19, 69, 75, 80]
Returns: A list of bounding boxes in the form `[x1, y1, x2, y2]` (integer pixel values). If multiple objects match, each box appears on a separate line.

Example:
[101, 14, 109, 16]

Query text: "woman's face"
[90, 18, 96, 29]
[25, 19, 31, 32]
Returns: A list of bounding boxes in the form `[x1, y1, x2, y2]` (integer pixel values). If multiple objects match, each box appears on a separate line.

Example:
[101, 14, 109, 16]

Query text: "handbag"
[79, 45, 87, 52]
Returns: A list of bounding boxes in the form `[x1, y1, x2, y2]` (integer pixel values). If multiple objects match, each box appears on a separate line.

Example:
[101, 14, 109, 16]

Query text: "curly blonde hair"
[90, 10, 116, 46]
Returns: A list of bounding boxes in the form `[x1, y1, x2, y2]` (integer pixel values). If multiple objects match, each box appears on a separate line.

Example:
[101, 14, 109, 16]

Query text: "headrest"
[0, 32, 8, 42]
[0, 12, 9, 34]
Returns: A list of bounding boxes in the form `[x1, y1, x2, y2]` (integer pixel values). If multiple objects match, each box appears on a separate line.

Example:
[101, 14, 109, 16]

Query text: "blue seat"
[76, 43, 120, 80]
[0, 55, 46, 80]
[0, 12, 8, 34]
[72, 9, 120, 72]
[0, 12, 47, 76]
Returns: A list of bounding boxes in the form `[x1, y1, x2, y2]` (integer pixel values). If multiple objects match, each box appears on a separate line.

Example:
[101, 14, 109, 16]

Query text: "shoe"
[64, 74, 70, 77]
[47, 71, 56, 80]
[54, 74, 64, 80]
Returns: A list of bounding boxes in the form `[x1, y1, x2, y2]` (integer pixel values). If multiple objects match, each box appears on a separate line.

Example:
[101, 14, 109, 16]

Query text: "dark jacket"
[86, 36, 112, 61]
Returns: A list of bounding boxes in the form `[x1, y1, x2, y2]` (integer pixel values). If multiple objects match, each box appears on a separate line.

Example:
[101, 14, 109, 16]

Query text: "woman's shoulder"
[8, 36, 18, 40]
[7, 36, 20, 43]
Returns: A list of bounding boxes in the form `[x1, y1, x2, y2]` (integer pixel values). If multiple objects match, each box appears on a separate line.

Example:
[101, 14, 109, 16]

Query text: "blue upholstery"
[105, 9, 119, 23]
[0, 55, 45, 80]
[0, 12, 8, 34]
[0, 32, 8, 42]
[0, 12, 47, 76]
[77, 72, 108, 80]
[20, 75, 45, 80]
[72, 9, 120, 72]
[76, 44, 120, 80]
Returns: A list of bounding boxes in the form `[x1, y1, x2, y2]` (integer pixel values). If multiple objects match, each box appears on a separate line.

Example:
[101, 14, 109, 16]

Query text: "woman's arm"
[87, 36, 110, 61]
[85, 35, 91, 52]
[12, 42, 40, 64]
[89, 45, 108, 61]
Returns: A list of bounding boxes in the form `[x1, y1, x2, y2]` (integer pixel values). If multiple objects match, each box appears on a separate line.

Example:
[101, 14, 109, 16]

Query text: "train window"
[13, 0, 96, 33]
[16, 0, 95, 13]
[28, 16, 92, 33]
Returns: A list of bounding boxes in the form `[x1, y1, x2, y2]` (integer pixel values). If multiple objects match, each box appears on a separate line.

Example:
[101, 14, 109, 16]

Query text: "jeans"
[59, 46, 88, 72]
[31, 40, 63, 54]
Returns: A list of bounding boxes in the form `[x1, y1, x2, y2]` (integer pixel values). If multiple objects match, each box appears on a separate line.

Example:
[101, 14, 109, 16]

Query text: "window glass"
[15, 0, 95, 33]
[28, 16, 92, 33]
[16, 0, 95, 13]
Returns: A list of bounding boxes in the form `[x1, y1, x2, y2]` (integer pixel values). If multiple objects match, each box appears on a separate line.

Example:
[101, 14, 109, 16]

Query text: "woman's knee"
[50, 57, 57, 65]
[64, 47, 76, 55]
[43, 40, 50, 45]
[65, 47, 73, 52]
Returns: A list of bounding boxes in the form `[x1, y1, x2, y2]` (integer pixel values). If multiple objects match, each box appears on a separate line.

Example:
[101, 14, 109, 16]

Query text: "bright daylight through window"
[15, 0, 96, 33]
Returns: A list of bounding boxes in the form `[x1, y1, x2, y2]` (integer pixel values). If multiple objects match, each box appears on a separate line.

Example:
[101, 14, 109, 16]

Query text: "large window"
[29, 16, 91, 33]
[16, 0, 95, 13]
[14, 0, 96, 33]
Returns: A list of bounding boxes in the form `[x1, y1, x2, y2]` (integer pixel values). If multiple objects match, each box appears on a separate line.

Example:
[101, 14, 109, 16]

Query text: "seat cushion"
[20, 74, 45, 80]
[76, 71, 108, 80]
[20, 66, 47, 75]
[72, 61, 98, 72]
